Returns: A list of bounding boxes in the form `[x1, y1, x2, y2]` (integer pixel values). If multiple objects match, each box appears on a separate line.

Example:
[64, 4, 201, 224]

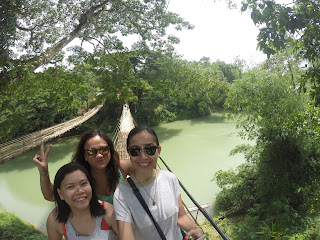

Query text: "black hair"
[53, 162, 105, 222]
[72, 129, 120, 193]
[126, 125, 159, 148]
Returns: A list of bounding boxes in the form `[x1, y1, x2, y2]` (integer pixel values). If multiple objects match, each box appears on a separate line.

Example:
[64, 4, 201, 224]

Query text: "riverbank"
[0, 210, 47, 240]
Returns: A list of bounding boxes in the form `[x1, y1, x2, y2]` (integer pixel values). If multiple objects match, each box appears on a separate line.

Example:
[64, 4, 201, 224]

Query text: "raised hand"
[33, 140, 52, 176]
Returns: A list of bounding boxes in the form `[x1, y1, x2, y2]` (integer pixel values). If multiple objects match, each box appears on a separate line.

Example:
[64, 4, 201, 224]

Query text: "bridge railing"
[159, 156, 230, 240]
[0, 104, 104, 163]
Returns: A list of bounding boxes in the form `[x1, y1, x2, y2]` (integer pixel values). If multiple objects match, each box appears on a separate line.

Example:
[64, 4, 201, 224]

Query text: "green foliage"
[216, 51, 320, 237]
[231, 216, 320, 240]
[80, 51, 236, 126]
[212, 60, 244, 83]
[214, 161, 258, 216]
[0, 66, 100, 142]
[241, 0, 320, 104]
[0, 0, 243, 142]
[0, 48, 239, 142]
[1, 0, 193, 85]
[0, 210, 47, 240]
[0, 0, 22, 69]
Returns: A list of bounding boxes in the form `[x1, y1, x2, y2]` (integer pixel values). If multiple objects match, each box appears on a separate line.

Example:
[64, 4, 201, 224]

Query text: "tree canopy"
[241, 0, 320, 104]
[0, 0, 193, 86]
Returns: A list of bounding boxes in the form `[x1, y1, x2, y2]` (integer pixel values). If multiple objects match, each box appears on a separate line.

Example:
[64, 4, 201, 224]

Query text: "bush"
[0, 210, 47, 240]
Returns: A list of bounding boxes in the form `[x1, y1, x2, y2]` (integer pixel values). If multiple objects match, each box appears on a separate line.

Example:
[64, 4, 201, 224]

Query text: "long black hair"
[53, 162, 105, 222]
[72, 129, 120, 193]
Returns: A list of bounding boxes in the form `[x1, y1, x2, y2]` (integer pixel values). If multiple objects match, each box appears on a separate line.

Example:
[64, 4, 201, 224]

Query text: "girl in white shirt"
[114, 125, 204, 240]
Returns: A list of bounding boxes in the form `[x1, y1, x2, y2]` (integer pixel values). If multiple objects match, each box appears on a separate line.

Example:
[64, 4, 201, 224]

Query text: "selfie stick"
[159, 156, 230, 240]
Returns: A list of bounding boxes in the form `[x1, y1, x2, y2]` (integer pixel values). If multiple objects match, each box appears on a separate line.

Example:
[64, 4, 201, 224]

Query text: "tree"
[0, 66, 100, 142]
[0, 0, 193, 87]
[132, 53, 231, 122]
[241, 0, 320, 104]
[216, 51, 320, 237]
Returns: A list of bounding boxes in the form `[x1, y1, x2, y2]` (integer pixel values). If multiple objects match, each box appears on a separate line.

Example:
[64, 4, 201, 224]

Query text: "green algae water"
[0, 113, 249, 231]
[155, 113, 249, 210]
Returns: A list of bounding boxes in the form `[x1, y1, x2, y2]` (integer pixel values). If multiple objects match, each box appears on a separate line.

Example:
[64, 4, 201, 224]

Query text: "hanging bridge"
[0, 103, 104, 163]
[112, 104, 137, 160]
[0, 103, 229, 239]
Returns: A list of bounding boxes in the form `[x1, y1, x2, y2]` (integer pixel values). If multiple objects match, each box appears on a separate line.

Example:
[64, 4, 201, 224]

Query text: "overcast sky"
[166, 0, 270, 66]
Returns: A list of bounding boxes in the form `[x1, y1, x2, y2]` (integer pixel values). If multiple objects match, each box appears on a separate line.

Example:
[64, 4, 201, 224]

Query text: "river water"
[0, 113, 249, 231]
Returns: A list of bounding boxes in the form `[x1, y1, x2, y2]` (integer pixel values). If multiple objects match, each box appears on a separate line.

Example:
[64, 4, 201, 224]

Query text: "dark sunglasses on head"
[85, 146, 110, 157]
[127, 145, 159, 157]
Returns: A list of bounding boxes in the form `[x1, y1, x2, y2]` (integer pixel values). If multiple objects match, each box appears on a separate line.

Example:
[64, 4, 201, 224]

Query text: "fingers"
[184, 228, 204, 240]
[33, 154, 40, 164]
[40, 140, 44, 155]
[45, 144, 52, 158]
[184, 232, 191, 240]
[39, 140, 52, 160]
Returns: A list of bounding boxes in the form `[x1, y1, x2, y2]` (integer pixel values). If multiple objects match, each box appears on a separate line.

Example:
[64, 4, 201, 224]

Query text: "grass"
[0, 209, 47, 240]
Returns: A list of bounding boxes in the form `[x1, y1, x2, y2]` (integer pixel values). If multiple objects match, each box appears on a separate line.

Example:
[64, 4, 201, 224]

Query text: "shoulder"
[102, 201, 114, 213]
[158, 170, 180, 188]
[46, 208, 64, 236]
[119, 158, 134, 177]
[117, 178, 131, 188]
[47, 208, 58, 224]
[158, 169, 177, 180]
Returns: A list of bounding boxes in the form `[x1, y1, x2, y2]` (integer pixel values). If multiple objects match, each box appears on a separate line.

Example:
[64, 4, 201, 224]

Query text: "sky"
[58, 0, 292, 69]
[166, 0, 267, 66]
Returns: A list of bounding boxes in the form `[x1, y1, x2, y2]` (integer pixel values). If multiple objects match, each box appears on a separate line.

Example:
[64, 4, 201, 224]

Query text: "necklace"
[134, 172, 157, 206]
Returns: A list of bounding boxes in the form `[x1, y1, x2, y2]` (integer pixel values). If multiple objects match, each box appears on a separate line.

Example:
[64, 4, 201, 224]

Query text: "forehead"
[85, 135, 107, 149]
[61, 170, 87, 185]
[128, 131, 157, 146]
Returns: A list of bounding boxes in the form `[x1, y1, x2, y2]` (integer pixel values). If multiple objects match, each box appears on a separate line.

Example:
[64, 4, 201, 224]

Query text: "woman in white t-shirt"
[114, 125, 204, 240]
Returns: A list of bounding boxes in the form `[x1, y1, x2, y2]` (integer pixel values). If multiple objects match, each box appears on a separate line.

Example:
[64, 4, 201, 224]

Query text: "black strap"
[127, 177, 167, 240]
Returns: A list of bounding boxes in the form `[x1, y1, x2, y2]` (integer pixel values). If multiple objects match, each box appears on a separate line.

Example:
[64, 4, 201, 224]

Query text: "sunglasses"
[85, 146, 110, 157]
[127, 145, 159, 157]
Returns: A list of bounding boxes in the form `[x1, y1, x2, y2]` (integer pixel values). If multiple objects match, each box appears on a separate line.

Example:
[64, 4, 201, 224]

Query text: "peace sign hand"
[33, 140, 52, 175]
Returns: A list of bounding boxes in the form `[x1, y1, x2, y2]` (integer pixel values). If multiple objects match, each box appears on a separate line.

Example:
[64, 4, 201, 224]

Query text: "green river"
[0, 113, 249, 232]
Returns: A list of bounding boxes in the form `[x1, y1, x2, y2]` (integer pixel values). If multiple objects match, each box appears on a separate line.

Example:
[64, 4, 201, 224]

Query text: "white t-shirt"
[114, 170, 183, 240]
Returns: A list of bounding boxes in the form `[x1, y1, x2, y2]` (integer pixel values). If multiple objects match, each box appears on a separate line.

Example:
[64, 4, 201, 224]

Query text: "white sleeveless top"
[63, 215, 117, 240]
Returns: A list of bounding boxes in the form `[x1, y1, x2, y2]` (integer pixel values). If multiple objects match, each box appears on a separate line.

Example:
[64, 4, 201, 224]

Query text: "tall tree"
[241, 0, 320, 104]
[0, 0, 192, 87]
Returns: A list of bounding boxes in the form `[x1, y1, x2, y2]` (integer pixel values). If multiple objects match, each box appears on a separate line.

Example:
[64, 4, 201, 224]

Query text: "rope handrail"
[158, 156, 230, 240]
[0, 104, 104, 163]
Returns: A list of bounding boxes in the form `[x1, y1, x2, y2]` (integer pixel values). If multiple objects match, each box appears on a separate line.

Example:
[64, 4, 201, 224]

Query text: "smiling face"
[127, 130, 161, 180]
[57, 170, 92, 211]
[84, 136, 111, 171]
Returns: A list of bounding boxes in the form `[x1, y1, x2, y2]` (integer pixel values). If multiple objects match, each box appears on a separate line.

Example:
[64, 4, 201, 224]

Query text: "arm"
[119, 158, 134, 177]
[104, 202, 119, 236]
[117, 220, 134, 240]
[177, 196, 204, 239]
[32, 141, 55, 201]
[46, 209, 63, 240]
